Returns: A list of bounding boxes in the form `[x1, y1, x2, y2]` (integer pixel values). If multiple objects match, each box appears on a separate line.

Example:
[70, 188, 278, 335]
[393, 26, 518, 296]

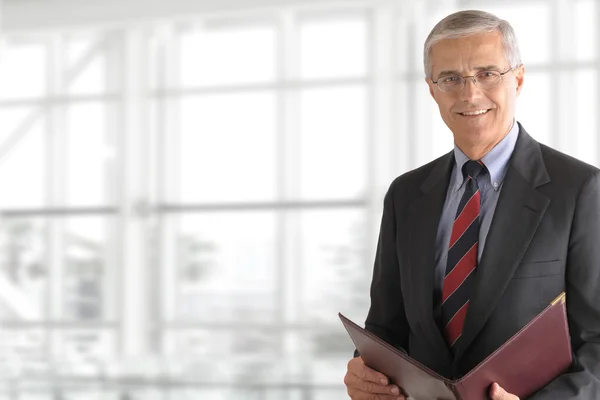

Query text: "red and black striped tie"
[441, 160, 486, 350]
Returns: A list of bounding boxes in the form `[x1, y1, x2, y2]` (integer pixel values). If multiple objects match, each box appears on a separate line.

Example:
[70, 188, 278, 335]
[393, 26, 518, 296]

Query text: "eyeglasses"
[431, 66, 518, 92]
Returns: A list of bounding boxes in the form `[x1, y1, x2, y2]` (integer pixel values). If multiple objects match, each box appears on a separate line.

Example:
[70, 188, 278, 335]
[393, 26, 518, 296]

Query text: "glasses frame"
[431, 65, 519, 92]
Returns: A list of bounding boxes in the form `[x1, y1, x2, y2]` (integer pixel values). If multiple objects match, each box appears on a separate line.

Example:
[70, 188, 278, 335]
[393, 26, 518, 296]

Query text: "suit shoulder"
[539, 143, 600, 182]
[387, 152, 452, 196]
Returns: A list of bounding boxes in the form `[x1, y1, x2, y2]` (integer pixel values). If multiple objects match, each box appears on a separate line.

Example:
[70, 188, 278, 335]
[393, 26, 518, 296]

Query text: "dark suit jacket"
[363, 123, 600, 398]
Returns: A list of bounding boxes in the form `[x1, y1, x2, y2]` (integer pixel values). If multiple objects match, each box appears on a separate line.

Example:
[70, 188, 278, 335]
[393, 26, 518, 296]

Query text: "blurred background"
[0, 0, 597, 398]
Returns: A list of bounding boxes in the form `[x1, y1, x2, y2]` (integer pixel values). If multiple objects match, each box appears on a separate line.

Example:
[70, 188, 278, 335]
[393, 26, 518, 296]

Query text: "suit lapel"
[453, 124, 551, 362]
[406, 151, 454, 364]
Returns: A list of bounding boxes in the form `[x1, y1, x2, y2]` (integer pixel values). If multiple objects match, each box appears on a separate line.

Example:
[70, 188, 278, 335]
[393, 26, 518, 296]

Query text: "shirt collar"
[452, 119, 519, 192]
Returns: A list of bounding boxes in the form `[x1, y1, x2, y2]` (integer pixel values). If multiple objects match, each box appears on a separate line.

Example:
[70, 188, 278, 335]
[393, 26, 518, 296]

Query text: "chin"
[450, 120, 488, 135]
[450, 123, 491, 145]
[462, 122, 489, 135]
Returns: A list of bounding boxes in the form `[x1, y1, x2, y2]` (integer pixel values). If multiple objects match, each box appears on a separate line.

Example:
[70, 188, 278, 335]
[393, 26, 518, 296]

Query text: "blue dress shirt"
[433, 120, 520, 324]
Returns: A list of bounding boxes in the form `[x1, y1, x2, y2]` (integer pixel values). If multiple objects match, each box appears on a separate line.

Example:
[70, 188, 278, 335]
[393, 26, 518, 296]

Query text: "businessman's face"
[426, 32, 524, 154]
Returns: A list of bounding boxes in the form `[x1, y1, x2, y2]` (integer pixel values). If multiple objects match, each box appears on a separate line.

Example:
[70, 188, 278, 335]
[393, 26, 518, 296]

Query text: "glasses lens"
[438, 76, 463, 92]
[475, 71, 502, 87]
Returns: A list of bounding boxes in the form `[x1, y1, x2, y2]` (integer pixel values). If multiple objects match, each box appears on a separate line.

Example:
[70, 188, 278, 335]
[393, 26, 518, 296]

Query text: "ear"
[514, 64, 525, 96]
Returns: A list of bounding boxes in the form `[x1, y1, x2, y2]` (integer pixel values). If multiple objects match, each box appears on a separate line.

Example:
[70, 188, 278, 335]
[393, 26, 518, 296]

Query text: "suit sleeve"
[529, 171, 600, 399]
[355, 184, 410, 357]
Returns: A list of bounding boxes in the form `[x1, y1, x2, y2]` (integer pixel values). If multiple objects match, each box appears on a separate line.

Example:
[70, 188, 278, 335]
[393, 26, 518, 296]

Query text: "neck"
[459, 141, 500, 160]
[456, 121, 514, 160]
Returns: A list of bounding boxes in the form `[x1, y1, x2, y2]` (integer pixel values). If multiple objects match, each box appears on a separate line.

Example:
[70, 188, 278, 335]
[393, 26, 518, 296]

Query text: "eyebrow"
[436, 65, 503, 77]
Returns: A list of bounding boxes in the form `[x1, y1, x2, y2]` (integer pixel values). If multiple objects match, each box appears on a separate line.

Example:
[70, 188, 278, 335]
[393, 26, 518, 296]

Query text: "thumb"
[489, 382, 513, 400]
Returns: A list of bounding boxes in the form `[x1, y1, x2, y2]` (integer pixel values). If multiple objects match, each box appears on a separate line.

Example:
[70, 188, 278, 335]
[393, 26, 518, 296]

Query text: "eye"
[440, 76, 460, 83]
[478, 71, 499, 79]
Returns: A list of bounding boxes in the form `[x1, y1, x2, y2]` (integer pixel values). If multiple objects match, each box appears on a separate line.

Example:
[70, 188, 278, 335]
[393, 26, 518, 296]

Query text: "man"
[344, 10, 600, 400]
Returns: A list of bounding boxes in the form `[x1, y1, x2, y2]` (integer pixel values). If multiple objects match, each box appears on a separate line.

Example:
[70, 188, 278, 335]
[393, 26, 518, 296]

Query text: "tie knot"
[462, 160, 486, 180]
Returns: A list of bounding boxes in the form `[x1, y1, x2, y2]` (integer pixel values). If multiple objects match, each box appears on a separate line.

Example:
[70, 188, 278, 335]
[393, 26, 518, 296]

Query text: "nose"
[460, 77, 482, 102]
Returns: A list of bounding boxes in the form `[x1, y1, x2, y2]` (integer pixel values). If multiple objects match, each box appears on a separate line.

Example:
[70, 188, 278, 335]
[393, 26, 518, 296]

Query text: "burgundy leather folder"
[340, 293, 572, 400]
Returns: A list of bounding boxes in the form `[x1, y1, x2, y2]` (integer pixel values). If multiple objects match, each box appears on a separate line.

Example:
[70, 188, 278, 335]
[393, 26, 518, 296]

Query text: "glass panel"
[167, 389, 225, 400]
[299, 208, 369, 322]
[575, 0, 597, 62]
[167, 329, 280, 358]
[0, 107, 33, 143]
[431, 103, 454, 159]
[396, 81, 416, 174]
[300, 17, 367, 79]
[397, 17, 409, 75]
[413, 10, 456, 74]
[0, 43, 46, 100]
[413, 78, 441, 168]
[61, 391, 110, 400]
[66, 38, 107, 95]
[299, 85, 367, 199]
[0, 386, 54, 400]
[54, 329, 115, 365]
[148, 32, 161, 91]
[66, 36, 95, 67]
[180, 25, 276, 86]
[0, 328, 47, 374]
[472, 4, 551, 65]
[167, 388, 256, 400]
[310, 388, 348, 400]
[178, 92, 276, 203]
[164, 385, 344, 400]
[68, 55, 106, 95]
[6, 393, 53, 400]
[0, 216, 113, 322]
[173, 212, 276, 322]
[0, 117, 46, 209]
[118, 389, 163, 400]
[574, 69, 597, 166]
[516, 72, 551, 145]
[66, 103, 114, 206]
[310, 358, 352, 386]
[64, 217, 111, 321]
[0, 219, 47, 321]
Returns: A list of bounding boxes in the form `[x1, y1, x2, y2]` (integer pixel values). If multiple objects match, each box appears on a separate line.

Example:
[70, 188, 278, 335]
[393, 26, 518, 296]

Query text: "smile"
[458, 109, 490, 116]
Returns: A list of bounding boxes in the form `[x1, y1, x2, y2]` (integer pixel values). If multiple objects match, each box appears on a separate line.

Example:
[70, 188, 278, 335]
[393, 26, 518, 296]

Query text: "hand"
[344, 356, 405, 399]
[489, 382, 520, 400]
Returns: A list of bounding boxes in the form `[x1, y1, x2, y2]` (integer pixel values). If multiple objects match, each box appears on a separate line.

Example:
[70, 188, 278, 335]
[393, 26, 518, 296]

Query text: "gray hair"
[423, 10, 521, 78]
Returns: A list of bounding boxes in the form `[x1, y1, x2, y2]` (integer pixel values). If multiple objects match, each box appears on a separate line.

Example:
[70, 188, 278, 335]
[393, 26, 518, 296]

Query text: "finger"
[345, 372, 402, 396]
[489, 382, 504, 399]
[489, 382, 520, 400]
[347, 387, 406, 400]
[348, 357, 391, 385]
